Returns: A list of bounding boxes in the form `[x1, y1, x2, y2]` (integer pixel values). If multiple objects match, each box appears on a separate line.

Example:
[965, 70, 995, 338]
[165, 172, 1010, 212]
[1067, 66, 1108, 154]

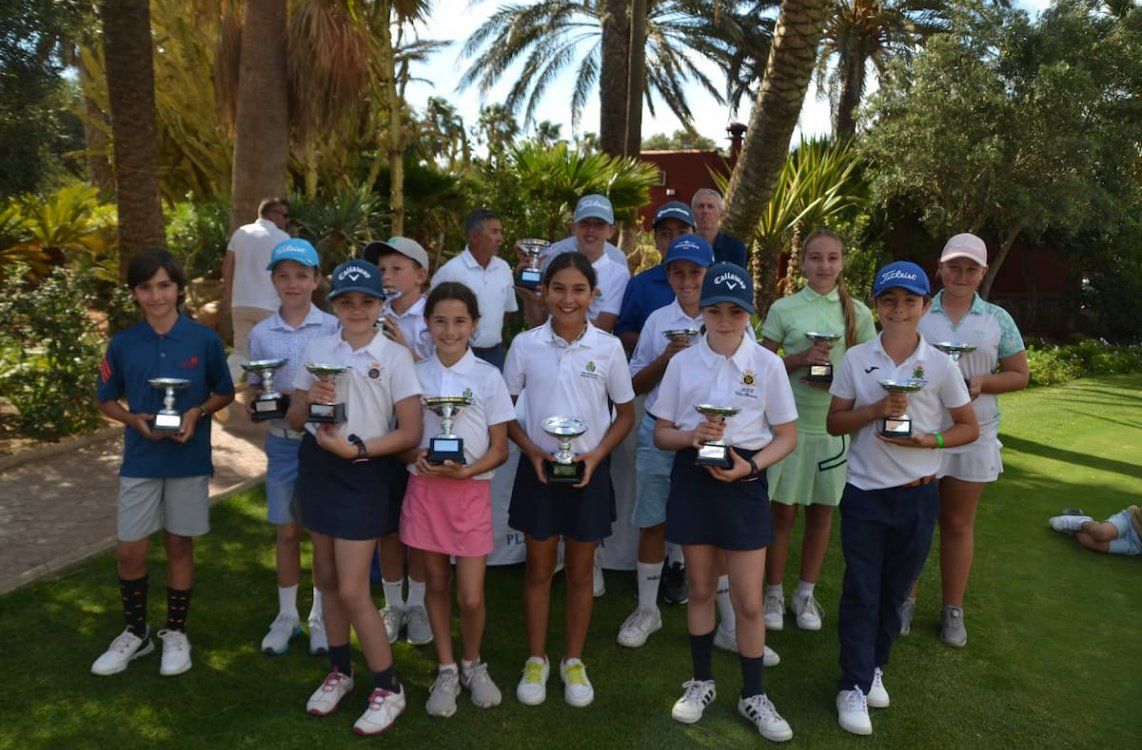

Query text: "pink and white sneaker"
[353, 686, 407, 735]
[306, 670, 354, 716]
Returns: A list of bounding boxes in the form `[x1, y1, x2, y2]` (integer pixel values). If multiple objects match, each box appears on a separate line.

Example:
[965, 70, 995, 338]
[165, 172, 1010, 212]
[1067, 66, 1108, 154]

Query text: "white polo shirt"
[830, 333, 971, 490]
[918, 291, 1024, 448]
[247, 304, 341, 393]
[652, 333, 797, 451]
[503, 320, 635, 456]
[431, 247, 519, 348]
[590, 253, 631, 320]
[294, 331, 422, 441]
[631, 299, 756, 414]
[228, 218, 289, 311]
[409, 348, 517, 479]
[384, 295, 433, 361]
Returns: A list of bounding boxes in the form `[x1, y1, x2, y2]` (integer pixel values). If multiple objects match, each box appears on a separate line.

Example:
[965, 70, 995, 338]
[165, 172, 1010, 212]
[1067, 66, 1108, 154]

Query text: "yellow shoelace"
[523, 661, 546, 683]
[563, 662, 588, 685]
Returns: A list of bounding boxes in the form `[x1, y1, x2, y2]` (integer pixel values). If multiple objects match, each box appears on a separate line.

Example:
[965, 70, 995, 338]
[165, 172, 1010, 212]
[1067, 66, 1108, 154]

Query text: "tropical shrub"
[1025, 340, 1142, 387]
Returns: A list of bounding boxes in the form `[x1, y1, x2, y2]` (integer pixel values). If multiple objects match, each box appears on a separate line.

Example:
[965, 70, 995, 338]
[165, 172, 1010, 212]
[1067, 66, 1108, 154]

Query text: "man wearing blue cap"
[826, 260, 979, 736]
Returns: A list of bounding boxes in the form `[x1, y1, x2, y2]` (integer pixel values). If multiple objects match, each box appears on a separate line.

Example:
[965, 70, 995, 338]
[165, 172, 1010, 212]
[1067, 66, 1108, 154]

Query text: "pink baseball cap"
[940, 233, 988, 266]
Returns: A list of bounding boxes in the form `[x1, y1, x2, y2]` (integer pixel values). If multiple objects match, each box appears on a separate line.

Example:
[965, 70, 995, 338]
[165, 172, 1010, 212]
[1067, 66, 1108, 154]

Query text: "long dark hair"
[127, 248, 187, 308]
[542, 251, 597, 288]
[425, 281, 481, 320]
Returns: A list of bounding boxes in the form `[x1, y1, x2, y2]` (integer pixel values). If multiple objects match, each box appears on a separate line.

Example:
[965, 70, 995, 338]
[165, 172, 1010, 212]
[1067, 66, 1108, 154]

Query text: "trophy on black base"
[516, 239, 549, 290]
[878, 378, 927, 438]
[149, 378, 190, 434]
[304, 364, 348, 423]
[933, 342, 977, 387]
[242, 358, 290, 421]
[424, 395, 471, 464]
[693, 404, 740, 469]
[804, 331, 841, 383]
[542, 416, 587, 484]
[664, 328, 700, 346]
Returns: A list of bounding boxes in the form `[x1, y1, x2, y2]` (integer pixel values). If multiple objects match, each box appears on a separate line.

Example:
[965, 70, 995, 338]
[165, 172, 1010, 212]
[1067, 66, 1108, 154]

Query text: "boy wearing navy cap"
[826, 261, 979, 736]
[91, 249, 235, 678]
[245, 239, 339, 657]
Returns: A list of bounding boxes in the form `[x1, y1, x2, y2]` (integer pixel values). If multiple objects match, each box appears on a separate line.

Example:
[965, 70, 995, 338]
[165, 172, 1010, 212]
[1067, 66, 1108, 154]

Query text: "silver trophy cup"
[304, 364, 349, 423]
[878, 378, 928, 437]
[149, 378, 191, 433]
[933, 342, 977, 387]
[694, 404, 741, 469]
[424, 395, 471, 464]
[242, 358, 289, 421]
[542, 416, 588, 483]
[516, 239, 550, 290]
[804, 331, 841, 383]
[663, 328, 700, 345]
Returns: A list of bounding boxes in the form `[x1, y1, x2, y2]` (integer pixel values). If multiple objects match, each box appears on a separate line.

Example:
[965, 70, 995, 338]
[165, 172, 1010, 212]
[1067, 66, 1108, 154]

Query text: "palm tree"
[815, 0, 949, 139]
[97, 0, 167, 278]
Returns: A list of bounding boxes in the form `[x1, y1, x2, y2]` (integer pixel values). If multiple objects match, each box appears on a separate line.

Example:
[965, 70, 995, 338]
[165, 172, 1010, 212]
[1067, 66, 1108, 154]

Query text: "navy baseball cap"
[328, 258, 384, 301]
[664, 235, 714, 268]
[700, 261, 755, 314]
[653, 201, 696, 228]
[873, 260, 930, 297]
[267, 238, 319, 270]
[573, 194, 615, 224]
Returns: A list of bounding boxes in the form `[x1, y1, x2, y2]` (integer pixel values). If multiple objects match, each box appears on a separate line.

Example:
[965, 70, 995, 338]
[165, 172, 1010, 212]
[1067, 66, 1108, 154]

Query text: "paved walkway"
[0, 404, 267, 594]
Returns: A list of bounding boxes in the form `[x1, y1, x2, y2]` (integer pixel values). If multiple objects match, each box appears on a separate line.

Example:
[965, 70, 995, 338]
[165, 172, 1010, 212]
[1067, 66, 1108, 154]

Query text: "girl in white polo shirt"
[907, 233, 1028, 647]
[503, 251, 635, 709]
[653, 262, 799, 742]
[826, 260, 979, 737]
[400, 282, 517, 718]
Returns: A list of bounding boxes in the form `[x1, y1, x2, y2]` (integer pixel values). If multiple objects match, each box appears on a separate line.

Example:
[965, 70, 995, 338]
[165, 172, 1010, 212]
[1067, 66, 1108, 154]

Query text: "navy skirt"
[383, 455, 410, 536]
[297, 432, 393, 540]
[508, 455, 615, 543]
[665, 447, 773, 551]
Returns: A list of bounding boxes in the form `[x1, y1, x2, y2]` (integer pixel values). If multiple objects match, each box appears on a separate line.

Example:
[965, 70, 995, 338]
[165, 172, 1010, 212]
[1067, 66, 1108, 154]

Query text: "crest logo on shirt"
[462, 387, 473, 400]
[586, 361, 596, 373]
[912, 366, 925, 380]
[368, 363, 382, 379]
[178, 355, 199, 369]
[742, 369, 755, 386]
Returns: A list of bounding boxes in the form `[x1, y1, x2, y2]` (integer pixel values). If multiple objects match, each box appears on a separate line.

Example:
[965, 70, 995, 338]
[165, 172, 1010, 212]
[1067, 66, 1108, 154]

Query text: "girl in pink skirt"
[399, 282, 517, 718]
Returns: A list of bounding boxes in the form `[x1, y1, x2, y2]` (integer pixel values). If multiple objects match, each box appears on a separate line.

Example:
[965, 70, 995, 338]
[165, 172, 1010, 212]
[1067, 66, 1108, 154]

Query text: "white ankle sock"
[309, 587, 323, 619]
[666, 542, 684, 566]
[716, 574, 735, 632]
[406, 578, 426, 609]
[382, 579, 404, 609]
[636, 561, 663, 611]
[766, 584, 784, 598]
[278, 584, 299, 619]
[795, 580, 816, 598]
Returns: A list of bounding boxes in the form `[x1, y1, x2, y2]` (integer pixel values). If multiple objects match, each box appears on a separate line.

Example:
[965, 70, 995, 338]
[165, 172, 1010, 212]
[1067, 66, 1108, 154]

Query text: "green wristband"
[932, 432, 944, 449]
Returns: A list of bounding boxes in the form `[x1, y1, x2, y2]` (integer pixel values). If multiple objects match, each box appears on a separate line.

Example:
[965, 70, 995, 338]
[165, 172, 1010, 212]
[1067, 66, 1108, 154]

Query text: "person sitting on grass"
[1049, 507, 1142, 557]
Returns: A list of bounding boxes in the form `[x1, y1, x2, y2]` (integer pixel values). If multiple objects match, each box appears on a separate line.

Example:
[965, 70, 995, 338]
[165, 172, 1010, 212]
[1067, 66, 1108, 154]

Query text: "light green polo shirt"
[761, 285, 876, 433]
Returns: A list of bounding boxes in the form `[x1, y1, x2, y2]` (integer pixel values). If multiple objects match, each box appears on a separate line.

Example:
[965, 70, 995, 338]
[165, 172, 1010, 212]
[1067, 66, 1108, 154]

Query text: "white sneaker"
[764, 645, 780, 667]
[353, 686, 406, 735]
[836, 687, 873, 735]
[738, 693, 793, 742]
[617, 607, 662, 648]
[308, 615, 328, 655]
[91, 627, 153, 676]
[404, 605, 433, 645]
[671, 679, 716, 724]
[261, 613, 301, 655]
[790, 592, 823, 631]
[426, 668, 460, 718]
[306, 670, 355, 716]
[157, 629, 192, 676]
[460, 661, 502, 708]
[764, 590, 785, 631]
[593, 561, 606, 597]
[379, 605, 404, 644]
[516, 656, 549, 706]
[713, 623, 738, 652]
[560, 658, 594, 707]
[899, 597, 916, 636]
[867, 667, 890, 708]
[1049, 514, 1092, 534]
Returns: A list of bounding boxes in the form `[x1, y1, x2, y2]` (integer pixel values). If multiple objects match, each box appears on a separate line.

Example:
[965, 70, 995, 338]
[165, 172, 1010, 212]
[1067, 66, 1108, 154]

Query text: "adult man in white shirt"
[222, 198, 291, 379]
[431, 208, 518, 369]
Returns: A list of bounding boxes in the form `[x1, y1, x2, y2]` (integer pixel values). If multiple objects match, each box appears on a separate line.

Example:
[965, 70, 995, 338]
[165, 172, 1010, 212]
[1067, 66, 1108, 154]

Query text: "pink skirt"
[399, 473, 493, 557]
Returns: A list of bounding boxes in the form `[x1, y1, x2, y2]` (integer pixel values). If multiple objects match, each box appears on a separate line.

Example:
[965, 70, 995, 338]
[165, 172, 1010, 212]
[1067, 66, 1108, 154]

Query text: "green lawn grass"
[2, 375, 1140, 749]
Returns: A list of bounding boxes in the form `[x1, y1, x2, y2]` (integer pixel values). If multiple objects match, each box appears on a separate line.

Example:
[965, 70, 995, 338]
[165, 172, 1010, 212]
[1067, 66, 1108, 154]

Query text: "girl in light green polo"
[760, 229, 876, 632]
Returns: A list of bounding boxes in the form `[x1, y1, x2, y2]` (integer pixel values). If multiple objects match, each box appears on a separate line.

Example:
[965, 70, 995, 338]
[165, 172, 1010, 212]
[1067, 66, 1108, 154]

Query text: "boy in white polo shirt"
[826, 261, 979, 736]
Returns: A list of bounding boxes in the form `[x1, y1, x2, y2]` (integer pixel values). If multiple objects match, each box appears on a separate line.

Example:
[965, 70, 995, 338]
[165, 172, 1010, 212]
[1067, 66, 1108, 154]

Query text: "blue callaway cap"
[700, 261, 755, 314]
[873, 260, 930, 297]
[664, 234, 714, 268]
[267, 238, 319, 270]
[573, 194, 615, 224]
[328, 258, 384, 301]
[653, 200, 696, 228]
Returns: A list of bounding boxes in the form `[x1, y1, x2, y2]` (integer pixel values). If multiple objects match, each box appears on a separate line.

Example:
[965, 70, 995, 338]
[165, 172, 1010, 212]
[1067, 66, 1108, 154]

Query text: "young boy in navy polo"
[826, 261, 979, 735]
[91, 249, 235, 677]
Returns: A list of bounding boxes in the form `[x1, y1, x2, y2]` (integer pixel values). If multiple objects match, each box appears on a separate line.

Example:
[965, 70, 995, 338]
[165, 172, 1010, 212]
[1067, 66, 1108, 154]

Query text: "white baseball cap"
[940, 233, 988, 266]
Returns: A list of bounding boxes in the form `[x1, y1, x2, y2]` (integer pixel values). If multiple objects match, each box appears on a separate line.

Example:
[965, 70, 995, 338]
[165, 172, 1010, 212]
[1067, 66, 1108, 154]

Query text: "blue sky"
[404, 0, 1053, 149]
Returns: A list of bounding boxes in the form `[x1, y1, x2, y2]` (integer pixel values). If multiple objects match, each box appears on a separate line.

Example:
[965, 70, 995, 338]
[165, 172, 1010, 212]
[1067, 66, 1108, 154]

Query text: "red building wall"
[637, 150, 733, 230]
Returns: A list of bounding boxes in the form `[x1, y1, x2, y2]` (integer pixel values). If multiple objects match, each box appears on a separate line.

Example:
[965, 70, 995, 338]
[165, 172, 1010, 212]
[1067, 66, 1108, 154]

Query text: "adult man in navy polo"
[692, 188, 748, 267]
[614, 200, 696, 354]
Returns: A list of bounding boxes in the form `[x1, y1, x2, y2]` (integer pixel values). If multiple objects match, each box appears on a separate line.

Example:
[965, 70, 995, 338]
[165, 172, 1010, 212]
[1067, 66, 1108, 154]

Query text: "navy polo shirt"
[713, 231, 748, 268]
[97, 315, 234, 478]
[615, 264, 675, 336]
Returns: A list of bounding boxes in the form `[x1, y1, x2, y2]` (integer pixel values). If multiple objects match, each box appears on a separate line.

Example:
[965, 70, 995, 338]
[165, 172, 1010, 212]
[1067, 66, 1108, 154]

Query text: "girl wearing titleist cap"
[286, 258, 423, 735]
[826, 261, 978, 737]
[904, 234, 1028, 646]
[653, 262, 799, 742]
[760, 229, 876, 634]
[504, 251, 635, 709]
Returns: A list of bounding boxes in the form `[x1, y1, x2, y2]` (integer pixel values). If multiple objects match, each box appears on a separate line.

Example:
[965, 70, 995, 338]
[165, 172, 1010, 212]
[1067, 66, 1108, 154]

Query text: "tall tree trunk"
[722, 0, 830, 309]
[834, 46, 866, 141]
[77, 51, 115, 197]
[380, 0, 404, 235]
[981, 224, 1022, 300]
[229, 0, 289, 233]
[625, 0, 646, 157]
[99, 0, 167, 280]
[599, 0, 630, 157]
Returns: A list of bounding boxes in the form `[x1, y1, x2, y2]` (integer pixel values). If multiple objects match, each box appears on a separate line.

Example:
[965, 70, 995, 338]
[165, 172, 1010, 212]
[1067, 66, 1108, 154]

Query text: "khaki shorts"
[118, 476, 211, 541]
